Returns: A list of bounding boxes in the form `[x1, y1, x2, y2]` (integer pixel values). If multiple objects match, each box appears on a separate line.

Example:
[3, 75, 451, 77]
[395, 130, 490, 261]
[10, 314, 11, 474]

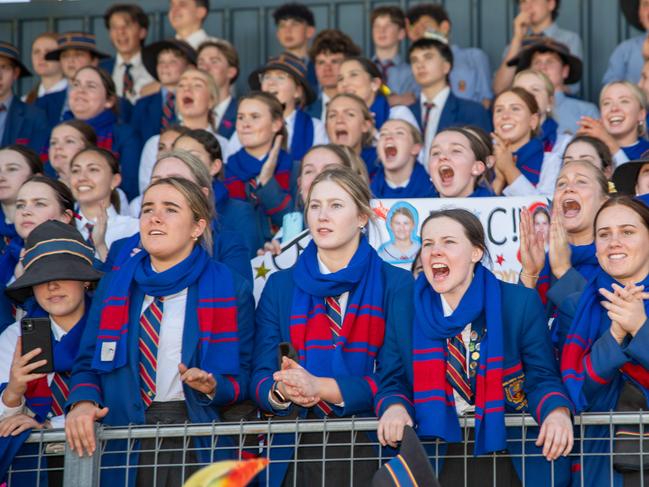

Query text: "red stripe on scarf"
[622, 363, 649, 389]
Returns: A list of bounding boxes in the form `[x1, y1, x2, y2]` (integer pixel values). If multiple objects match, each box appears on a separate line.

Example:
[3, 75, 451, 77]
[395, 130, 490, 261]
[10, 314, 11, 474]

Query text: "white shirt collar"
[116, 51, 144, 69]
[440, 294, 453, 318]
[50, 316, 68, 341]
[421, 86, 451, 107]
[77, 205, 118, 226]
[38, 78, 68, 98]
[178, 29, 209, 49]
[285, 109, 297, 126]
[317, 253, 333, 274]
[214, 95, 232, 120]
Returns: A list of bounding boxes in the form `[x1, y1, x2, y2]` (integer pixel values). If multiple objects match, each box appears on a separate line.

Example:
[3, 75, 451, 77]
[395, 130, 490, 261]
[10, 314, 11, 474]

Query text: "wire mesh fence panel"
[4, 413, 649, 486]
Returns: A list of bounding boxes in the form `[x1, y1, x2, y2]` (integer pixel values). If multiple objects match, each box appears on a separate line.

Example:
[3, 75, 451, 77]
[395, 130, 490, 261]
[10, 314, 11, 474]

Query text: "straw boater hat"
[0, 41, 31, 78]
[5, 220, 103, 303]
[45, 32, 110, 61]
[248, 52, 316, 106]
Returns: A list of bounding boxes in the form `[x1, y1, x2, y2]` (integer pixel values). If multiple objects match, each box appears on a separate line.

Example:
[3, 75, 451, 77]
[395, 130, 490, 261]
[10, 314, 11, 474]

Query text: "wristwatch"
[271, 381, 289, 404]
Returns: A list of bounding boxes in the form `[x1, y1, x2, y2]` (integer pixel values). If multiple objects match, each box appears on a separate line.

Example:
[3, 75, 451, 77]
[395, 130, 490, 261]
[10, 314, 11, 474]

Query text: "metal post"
[63, 424, 101, 487]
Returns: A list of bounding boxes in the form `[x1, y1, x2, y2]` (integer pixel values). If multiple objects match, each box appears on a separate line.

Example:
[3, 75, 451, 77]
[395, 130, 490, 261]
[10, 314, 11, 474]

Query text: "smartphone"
[21, 317, 54, 374]
[277, 342, 298, 369]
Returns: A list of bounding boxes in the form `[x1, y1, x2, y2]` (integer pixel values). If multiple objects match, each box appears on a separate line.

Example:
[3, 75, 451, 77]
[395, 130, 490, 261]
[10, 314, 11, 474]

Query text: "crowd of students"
[0, 0, 649, 485]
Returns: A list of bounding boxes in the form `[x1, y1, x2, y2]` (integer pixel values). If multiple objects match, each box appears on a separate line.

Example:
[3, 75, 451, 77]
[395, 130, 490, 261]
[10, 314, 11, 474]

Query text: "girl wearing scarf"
[251, 166, 413, 486]
[326, 93, 379, 175]
[0, 220, 102, 486]
[106, 149, 253, 285]
[578, 81, 649, 169]
[492, 87, 561, 198]
[559, 196, 649, 486]
[258, 144, 369, 256]
[428, 127, 496, 198]
[224, 92, 294, 241]
[337, 56, 418, 131]
[66, 66, 141, 200]
[0, 176, 75, 335]
[173, 129, 262, 258]
[70, 148, 139, 262]
[244, 52, 327, 162]
[372, 119, 436, 198]
[65, 177, 254, 486]
[0, 145, 43, 253]
[520, 161, 609, 321]
[376, 209, 574, 486]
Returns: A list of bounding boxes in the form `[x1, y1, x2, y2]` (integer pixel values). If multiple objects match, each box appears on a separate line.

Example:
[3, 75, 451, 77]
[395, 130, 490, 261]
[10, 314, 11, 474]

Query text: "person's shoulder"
[499, 280, 541, 306]
[113, 121, 137, 139]
[381, 261, 414, 289]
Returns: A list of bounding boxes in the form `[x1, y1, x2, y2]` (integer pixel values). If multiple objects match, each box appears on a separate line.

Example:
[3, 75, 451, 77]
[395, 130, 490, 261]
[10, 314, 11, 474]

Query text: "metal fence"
[5, 412, 649, 486]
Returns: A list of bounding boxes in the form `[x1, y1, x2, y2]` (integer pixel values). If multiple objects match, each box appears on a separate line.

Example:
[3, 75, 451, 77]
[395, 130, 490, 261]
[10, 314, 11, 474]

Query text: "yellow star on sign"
[255, 262, 272, 280]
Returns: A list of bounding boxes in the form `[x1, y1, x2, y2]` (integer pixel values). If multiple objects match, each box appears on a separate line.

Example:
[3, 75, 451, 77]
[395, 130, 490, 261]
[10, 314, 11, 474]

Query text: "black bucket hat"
[248, 52, 316, 107]
[371, 426, 440, 487]
[142, 39, 197, 81]
[612, 158, 649, 196]
[0, 41, 31, 78]
[45, 32, 110, 61]
[507, 36, 583, 85]
[621, 0, 645, 31]
[5, 220, 103, 303]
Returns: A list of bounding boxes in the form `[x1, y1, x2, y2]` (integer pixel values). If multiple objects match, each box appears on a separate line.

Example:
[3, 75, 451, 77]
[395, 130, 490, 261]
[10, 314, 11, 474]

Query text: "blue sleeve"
[249, 273, 295, 416]
[213, 230, 253, 287]
[625, 320, 649, 370]
[66, 276, 112, 409]
[546, 268, 587, 310]
[114, 126, 143, 201]
[473, 50, 494, 101]
[255, 177, 294, 227]
[581, 329, 629, 405]
[518, 289, 574, 424]
[374, 276, 415, 419]
[602, 41, 632, 85]
[207, 274, 255, 405]
[28, 106, 50, 153]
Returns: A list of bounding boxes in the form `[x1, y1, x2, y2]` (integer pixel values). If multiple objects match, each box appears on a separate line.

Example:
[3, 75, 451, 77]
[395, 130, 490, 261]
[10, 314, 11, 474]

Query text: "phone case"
[21, 317, 54, 374]
[277, 341, 298, 369]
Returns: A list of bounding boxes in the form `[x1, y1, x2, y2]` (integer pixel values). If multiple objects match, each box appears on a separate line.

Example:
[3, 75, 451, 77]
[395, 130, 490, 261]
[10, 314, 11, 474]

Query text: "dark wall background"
[0, 0, 642, 101]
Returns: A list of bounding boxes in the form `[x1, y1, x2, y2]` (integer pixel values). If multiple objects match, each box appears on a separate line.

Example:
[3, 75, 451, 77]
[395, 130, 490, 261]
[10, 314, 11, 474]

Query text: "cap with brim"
[507, 37, 582, 85]
[621, 0, 644, 31]
[371, 426, 440, 487]
[45, 32, 110, 61]
[142, 39, 197, 81]
[0, 42, 31, 78]
[5, 220, 103, 303]
[248, 52, 316, 107]
[612, 158, 649, 196]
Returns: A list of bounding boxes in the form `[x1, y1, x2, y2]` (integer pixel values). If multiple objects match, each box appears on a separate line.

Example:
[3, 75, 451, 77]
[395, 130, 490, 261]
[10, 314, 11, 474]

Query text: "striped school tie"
[50, 372, 71, 417]
[161, 91, 175, 128]
[446, 333, 473, 404]
[325, 295, 343, 338]
[85, 222, 94, 247]
[138, 297, 164, 407]
[123, 63, 134, 97]
[421, 101, 435, 137]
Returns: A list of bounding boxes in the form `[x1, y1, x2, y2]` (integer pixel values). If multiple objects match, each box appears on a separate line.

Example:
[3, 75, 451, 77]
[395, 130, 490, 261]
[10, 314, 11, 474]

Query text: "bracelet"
[520, 271, 540, 279]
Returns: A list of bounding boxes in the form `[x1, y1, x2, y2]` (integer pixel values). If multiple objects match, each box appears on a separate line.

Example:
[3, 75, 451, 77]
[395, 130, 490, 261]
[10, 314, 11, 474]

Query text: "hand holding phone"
[21, 317, 54, 374]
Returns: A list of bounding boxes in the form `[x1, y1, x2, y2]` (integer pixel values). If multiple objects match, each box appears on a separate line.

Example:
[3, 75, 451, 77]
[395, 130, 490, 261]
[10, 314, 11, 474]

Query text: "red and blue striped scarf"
[513, 137, 544, 186]
[289, 238, 385, 402]
[224, 147, 292, 200]
[560, 270, 649, 412]
[91, 245, 239, 376]
[412, 264, 506, 455]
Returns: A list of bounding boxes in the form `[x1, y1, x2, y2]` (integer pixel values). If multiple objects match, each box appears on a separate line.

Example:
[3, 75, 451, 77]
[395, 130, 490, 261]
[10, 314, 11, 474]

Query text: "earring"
[192, 236, 198, 241]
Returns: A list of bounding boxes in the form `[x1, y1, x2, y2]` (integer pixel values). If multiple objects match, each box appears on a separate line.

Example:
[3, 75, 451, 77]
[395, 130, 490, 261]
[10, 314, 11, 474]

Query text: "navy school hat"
[0, 41, 31, 78]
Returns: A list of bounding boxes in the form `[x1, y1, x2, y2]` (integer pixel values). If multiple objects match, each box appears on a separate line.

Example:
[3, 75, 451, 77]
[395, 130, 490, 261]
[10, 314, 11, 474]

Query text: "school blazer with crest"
[376, 280, 574, 487]
[408, 91, 493, 134]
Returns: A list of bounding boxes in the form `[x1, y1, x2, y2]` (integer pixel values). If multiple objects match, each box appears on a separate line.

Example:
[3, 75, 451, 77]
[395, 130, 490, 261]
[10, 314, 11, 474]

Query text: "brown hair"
[71, 147, 122, 212]
[563, 135, 613, 173]
[20, 175, 75, 225]
[1, 145, 43, 175]
[52, 119, 98, 147]
[238, 91, 288, 149]
[371, 5, 406, 29]
[73, 66, 119, 115]
[495, 87, 541, 137]
[594, 195, 649, 236]
[309, 29, 362, 61]
[326, 92, 375, 147]
[305, 166, 374, 225]
[422, 208, 490, 262]
[144, 176, 214, 254]
[434, 127, 493, 192]
[197, 39, 240, 82]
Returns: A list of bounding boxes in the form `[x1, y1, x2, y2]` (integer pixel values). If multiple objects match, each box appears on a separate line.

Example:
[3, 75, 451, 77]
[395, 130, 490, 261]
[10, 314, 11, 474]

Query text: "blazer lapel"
[181, 284, 199, 366]
[438, 92, 457, 133]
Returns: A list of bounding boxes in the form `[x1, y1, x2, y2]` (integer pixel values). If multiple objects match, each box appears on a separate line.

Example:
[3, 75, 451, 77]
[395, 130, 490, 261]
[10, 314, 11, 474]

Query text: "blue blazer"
[2, 98, 49, 152]
[103, 122, 141, 201]
[66, 265, 254, 486]
[36, 89, 133, 128]
[376, 281, 574, 487]
[409, 91, 493, 134]
[104, 226, 253, 286]
[130, 91, 165, 143]
[217, 97, 237, 139]
[100, 57, 115, 74]
[557, 293, 649, 487]
[251, 262, 414, 486]
[305, 93, 323, 119]
[216, 197, 264, 259]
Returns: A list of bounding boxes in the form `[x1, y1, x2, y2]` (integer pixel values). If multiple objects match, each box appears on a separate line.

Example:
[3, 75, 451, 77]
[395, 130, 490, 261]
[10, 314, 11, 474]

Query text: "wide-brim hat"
[248, 52, 316, 107]
[5, 220, 103, 303]
[142, 39, 197, 81]
[621, 0, 645, 31]
[612, 158, 649, 195]
[507, 36, 583, 85]
[45, 32, 110, 61]
[0, 42, 31, 78]
[372, 426, 440, 487]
